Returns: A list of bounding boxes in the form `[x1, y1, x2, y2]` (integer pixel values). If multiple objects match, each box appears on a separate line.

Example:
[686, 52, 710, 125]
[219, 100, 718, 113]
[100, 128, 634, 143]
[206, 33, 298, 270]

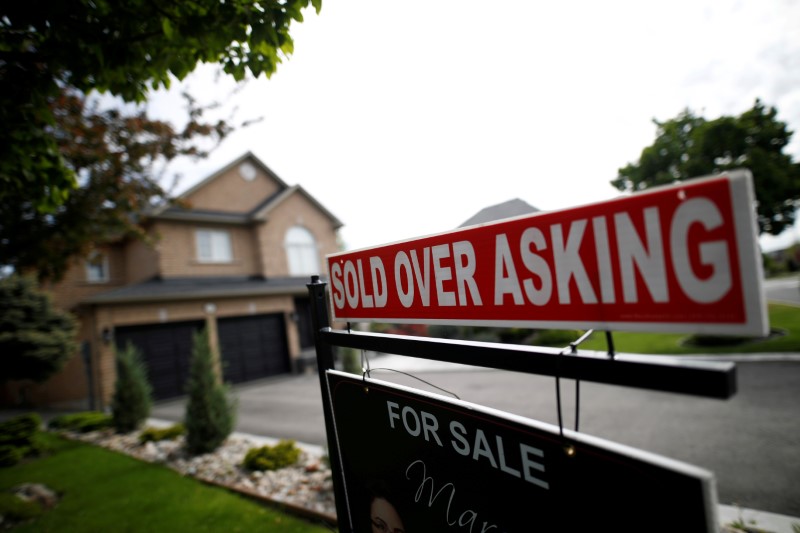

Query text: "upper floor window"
[85, 251, 109, 283]
[196, 229, 233, 263]
[285, 226, 318, 276]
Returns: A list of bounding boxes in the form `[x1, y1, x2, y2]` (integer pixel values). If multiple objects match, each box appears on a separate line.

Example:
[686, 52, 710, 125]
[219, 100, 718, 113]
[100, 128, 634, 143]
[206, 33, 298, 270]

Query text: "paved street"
[152, 356, 800, 518]
[764, 275, 800, 306]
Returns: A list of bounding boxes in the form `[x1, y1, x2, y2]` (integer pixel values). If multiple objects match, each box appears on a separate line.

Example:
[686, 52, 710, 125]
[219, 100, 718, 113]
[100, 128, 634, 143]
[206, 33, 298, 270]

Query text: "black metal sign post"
[307, 276, 352, 531]
[308, 277, 736, 531]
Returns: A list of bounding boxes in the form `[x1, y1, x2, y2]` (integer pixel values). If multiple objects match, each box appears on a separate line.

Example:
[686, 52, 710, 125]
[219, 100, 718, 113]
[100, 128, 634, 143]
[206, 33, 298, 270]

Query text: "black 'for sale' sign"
[327, 371, 718, 532]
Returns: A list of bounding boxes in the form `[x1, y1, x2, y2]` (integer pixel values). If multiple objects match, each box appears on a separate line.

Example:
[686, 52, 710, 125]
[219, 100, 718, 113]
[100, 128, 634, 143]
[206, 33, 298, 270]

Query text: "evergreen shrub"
[139, 424, 185, 443]
[243, 440, 301, 471]
[0, 413, 42, 466]
[48, 412, 112, 433]
[111, 342, 152, 433]
[0, 445, 23, 467]
[532, 329, 585, 347]
[184, 329, 236, 455]
[0, 275, 78, 384]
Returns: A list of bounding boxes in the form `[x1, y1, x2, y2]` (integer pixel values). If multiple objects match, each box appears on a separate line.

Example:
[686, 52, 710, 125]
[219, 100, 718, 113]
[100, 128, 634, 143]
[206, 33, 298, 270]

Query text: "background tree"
[111, 342, 153, 434]
[612, 100, 800, 235]
[0, 275, 77, 384]
[1, 0, 320, 214]
[184, 329, 236, 455]
[0, 87, 231, 282]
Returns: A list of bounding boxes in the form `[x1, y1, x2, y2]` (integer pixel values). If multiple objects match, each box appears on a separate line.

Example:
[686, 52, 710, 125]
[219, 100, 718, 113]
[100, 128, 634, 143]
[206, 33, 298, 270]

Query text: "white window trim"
[85, 252, 109, 283]
[195, 229, 234, 264]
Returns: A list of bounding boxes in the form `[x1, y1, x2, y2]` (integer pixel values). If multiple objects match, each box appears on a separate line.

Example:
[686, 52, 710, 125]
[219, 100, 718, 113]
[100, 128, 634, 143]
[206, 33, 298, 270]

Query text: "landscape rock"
[12, 483, 60, 509]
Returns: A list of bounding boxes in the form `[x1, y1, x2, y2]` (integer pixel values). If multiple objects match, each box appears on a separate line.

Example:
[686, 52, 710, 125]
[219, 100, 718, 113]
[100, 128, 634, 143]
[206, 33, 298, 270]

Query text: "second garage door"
[217, 313, 291, 384]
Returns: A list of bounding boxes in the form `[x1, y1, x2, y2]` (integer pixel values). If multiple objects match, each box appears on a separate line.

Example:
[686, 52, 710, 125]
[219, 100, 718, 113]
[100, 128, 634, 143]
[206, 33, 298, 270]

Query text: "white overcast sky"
[147, 0, 800, 253]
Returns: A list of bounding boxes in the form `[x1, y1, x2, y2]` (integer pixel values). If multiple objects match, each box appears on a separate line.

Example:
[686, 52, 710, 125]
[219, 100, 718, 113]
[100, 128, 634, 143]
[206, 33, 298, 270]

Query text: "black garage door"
[218, 313, 290, 384]
[115, 320, 204, 400]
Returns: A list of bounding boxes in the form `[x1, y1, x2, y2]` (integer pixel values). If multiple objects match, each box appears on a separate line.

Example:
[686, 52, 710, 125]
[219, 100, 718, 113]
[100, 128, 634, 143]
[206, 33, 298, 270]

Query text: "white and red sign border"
[327, 170, 767, 336]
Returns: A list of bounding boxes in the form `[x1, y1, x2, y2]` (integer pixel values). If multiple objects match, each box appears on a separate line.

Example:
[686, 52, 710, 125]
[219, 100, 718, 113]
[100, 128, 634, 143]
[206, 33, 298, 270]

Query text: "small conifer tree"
[0, 274, 77, 384]
[111, 342, 153, 433]
[184, 329, 235, 455]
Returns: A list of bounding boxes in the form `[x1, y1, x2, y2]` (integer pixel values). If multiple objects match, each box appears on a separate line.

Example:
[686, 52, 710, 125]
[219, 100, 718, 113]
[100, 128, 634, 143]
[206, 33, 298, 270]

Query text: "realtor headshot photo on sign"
[367, 480, 407, 533]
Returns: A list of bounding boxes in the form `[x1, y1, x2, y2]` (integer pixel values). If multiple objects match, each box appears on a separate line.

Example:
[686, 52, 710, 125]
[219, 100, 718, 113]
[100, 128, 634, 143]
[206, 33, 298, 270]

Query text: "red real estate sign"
[327, 170, 767, 335]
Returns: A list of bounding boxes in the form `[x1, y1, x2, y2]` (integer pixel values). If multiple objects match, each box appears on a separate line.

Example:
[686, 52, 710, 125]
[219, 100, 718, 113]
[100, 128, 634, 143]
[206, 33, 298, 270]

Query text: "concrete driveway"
[152, 354, 800, 518]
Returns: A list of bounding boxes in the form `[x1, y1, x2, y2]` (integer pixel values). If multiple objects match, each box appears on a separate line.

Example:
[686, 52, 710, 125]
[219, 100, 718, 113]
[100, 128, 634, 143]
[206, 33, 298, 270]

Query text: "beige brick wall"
[154, 221, 259, 277]
[185, 164, 281, 212]
[47, 244, 128, 311]
[124, 234, 160, 283]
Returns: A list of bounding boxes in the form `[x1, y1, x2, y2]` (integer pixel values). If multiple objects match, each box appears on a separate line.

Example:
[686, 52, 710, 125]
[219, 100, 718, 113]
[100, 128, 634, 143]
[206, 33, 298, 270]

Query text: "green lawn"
[576, 303, 800, 355]
[0, 433, 333, 533]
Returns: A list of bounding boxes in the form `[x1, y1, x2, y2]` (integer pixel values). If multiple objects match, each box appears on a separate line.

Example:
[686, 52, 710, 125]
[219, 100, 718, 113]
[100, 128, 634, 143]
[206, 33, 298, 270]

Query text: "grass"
[0, 433, 332, 533]
[576, 303, 800, 355]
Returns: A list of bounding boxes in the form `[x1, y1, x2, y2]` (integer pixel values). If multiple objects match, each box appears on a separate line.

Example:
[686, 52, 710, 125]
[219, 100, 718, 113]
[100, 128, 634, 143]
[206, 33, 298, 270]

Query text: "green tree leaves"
[0, 89, 232, 282]
[613, 100, 800, 235]
[0, 0, 320, 213]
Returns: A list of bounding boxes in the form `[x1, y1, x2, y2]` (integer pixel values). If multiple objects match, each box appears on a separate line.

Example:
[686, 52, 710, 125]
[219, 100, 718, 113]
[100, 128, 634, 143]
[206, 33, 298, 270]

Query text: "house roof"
[83, 276, 317, 305]
[170, 151, 290, 204]
[458, 198, 540, 228]
[147, 152, 343, 228]
[253, 184, 344, 228]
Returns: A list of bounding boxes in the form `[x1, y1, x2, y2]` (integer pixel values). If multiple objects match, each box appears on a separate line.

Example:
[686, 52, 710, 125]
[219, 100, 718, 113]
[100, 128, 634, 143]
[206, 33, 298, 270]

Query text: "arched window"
[285, 226, 319, 276]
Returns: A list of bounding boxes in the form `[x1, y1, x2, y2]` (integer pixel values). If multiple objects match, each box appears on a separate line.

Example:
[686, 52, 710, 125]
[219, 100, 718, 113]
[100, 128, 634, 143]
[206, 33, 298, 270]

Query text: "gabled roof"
[174, 151, 290, 203]
[253, 184, 344, 229]
[146, 152, 342, 228]
[458, 198, 539, 228]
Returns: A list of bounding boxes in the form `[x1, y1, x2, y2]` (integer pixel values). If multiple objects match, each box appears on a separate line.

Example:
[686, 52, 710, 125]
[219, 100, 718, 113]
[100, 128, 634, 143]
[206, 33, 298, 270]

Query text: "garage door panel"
[218, 314, 290, 384]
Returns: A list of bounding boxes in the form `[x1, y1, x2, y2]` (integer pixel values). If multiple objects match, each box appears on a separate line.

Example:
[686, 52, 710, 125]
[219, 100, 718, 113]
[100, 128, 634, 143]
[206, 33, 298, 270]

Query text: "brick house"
[4, 152, 342, 409]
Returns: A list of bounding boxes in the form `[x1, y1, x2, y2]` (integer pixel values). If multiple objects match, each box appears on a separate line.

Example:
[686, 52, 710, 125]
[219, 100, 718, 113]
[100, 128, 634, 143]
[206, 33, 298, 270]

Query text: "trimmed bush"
[0, 413, 43, 466]
[0, 444, 24, 467]
[48, 411, 112, 433]
[111, 342, 153, 433]
[684, 333, 759, 347]
[139, 424, 185, 443]
[184, 329, 236, 455]
[0, 413, 41, 448]
[532, 329, 585, 347]
[338, 347, 361, 375]
[243, 440, 301, 471]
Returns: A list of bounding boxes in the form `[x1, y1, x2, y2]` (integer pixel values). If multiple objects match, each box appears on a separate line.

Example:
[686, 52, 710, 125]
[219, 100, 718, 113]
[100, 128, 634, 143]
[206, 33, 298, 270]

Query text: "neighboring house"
[3, 152, 342, 409]
[458, 198, 539, 228]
